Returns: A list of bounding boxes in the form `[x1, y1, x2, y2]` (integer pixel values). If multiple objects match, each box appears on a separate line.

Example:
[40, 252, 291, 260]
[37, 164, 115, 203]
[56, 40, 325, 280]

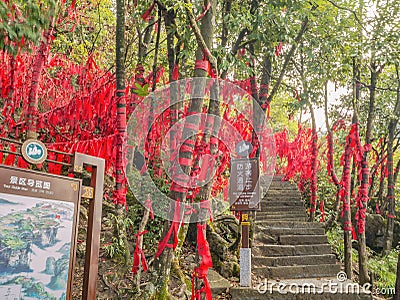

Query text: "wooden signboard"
[229, 157, 260, 211]
[0, 165, 81, 300]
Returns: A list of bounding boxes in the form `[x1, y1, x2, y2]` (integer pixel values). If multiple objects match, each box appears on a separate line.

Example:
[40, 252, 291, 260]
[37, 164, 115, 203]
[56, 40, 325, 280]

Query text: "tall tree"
[114, 0, 127, 208]
[383, 63, 400, 253]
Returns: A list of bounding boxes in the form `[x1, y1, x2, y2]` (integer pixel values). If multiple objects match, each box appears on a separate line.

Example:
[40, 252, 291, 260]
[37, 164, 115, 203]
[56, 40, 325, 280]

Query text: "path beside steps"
[230, 176, 372, 300]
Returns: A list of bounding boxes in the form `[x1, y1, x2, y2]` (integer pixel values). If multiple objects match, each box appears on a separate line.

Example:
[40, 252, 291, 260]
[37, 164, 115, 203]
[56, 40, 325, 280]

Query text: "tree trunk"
[309, 103, 318, 222]
[26, 23, 55, 139]
[324, 82, 341, 228]
[144, 1, 215, 298]
[342, 133, 353, 279]
[114, 0, 127, 208]
[357, 64, 380, 285]
[383, 64, 400, 253]
[395, 251, 400, 300]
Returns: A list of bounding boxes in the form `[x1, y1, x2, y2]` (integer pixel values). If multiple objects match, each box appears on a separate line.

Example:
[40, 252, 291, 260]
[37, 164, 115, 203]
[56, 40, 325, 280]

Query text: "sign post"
[229, 141, 260, 287]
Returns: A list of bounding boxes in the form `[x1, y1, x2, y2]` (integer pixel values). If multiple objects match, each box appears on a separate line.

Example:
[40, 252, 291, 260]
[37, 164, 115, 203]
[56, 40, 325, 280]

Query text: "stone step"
[252, 254, 337, 267]
[253, 263, 341, 279]
[279, 234, 328, 245]
[208, 269, 230, 297]
[257, 211, 307, 218]
[260, 205, 306, 213]
[268, 187, 298, 192]
[256, 211, 308, 220]
[267, 190, 301, 196]
[261, 200, 304, 207]
[258, 216, 308, 221]
[230, 285, 372, 299]
[264, 216, 308, 222]
[255, 221, 324, 228]
[255, 226, 326, 236]
[268, 184, 298, 190]
[268, 182, 297, 188]
[253, 244, 332, 257]
[271, 175, 285, 181]
[263, 196, 301, 201]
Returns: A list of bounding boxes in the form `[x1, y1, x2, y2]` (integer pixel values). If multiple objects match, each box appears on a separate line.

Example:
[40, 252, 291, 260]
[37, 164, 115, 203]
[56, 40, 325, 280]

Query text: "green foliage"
[52, 0, 116, 66]
[327, 213, 398, 294]
[369, 249, 398, 292]
[102, 211, 135, 260]
[0, 0, 57, 54]
[327, 225, 346, 262]
[132, 83, 150, 97]
[270, 92, 300, 135]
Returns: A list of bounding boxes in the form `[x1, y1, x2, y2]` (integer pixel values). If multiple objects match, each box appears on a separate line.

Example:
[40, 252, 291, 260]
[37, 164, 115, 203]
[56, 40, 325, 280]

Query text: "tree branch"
[183, 0, 218, 76]
[267, 6, 316, 103]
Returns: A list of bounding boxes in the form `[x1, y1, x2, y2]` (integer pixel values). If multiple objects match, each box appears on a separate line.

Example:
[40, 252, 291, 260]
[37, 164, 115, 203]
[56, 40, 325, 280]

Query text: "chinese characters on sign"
[229, 158, 260, 211]
[7, 175, 53, 195]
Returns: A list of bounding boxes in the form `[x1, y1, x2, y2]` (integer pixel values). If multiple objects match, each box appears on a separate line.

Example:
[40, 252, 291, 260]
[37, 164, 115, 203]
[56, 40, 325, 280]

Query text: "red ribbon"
[200, 200, 213, 222]
[275, 41, 283, 57]
[179, 157, 193, 166]
[132, 230, 148, 275]
[4, 144, 16, 165]
[210, 137, 218, 145]
[145, 197, 154, 220]
[195, 2, 211, 22]
[194, 60, 209, 72]
[155, 201, 181, 258]
[141, 1, 155, 21]
[172, 64, 179, 81]
[375, 203, 381, 214]
[191, 223, 213, 300]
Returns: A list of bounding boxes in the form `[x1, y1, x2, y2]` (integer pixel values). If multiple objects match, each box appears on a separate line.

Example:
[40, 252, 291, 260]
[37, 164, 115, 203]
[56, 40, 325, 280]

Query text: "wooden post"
[240, 213, 252, 287]
[73, 153, 105, 300]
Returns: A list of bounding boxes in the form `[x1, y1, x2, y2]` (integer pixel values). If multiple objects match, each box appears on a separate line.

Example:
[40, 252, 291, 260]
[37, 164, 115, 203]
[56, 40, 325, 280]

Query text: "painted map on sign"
[0, 193, 75, 300]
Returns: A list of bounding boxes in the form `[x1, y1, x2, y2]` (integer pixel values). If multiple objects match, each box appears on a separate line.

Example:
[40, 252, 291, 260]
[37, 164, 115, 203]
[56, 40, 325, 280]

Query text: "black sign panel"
[229, 157, 260, 211]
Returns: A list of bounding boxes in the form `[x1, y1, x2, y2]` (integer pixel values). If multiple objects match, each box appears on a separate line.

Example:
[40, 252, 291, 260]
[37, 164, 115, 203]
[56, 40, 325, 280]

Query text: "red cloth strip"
[195, 2, 211, 22]
[185, 205, 197, 215]
[141, 1, 155, 21]
[183, 139, 196, 145]
[180, 144, 195, 153]
[200, 200, 213, 222]
[170, 183, 187, 193]
[210, 137, 218, 145]
[155, 201, 181, 258]
[191, 222, 213, 300]
[144, 197, 154, 220]
[132, 230, 148, 275]
[179, 157, 193, 166]
[343, 221, 352, 232]
[194, 60, 208, 71]
[185, 122, 200, 131]
[172, 64, 179, 81]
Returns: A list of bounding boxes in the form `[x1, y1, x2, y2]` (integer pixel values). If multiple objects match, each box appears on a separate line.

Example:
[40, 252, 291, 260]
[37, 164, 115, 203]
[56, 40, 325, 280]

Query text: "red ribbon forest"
[0, 0, 399, 299]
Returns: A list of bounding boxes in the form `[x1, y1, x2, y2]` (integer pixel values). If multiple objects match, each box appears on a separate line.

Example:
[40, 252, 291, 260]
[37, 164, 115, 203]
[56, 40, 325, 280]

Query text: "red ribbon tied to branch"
[132, 230, 148, 275]
[144, 196, 154, 220]
[191, 223, 212, 300]
[155, 200, 181, 258]
[141, 1, 155, 21]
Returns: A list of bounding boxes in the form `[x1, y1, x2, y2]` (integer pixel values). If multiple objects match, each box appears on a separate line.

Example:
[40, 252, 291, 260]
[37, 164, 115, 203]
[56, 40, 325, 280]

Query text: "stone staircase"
[230, 176, 372, 300]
